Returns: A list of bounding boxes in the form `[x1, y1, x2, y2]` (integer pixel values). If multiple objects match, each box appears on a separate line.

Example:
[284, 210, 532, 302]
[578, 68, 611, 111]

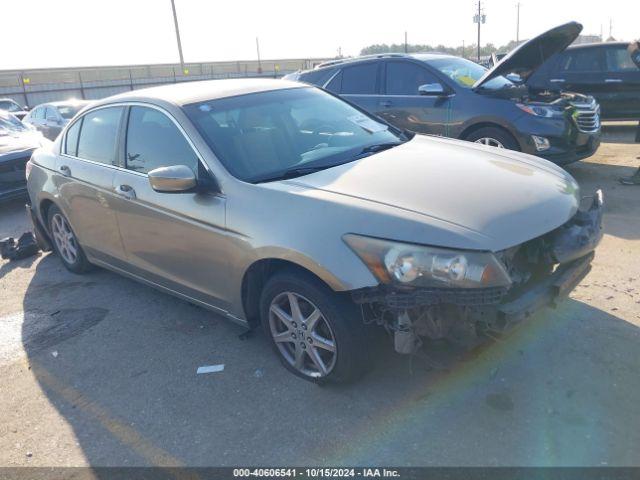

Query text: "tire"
[260, 269, 369, 384]
[47, 205, 92, 274]
[465, 126, 520, 151]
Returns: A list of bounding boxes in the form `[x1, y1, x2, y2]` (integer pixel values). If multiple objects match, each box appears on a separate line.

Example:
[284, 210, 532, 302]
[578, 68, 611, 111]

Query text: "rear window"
[606, 47, 639, 72]
[340, 63, 378, 94]
[76, 107, 124, 165]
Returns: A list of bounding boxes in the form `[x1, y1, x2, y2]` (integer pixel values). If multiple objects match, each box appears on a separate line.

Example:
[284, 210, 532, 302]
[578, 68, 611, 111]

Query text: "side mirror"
[506, 73, 524, 85]
[23, 106, 30, 111]
[418, 83, 445, 96]
[148, 165, 197, 193]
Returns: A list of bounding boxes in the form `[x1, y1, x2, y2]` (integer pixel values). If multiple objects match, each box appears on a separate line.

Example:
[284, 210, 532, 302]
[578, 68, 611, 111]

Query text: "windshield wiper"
[357, 142, 403, 156]
[253, 165, 334, 183]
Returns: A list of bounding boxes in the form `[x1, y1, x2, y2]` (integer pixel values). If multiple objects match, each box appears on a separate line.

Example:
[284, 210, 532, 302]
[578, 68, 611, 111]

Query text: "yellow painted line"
[31, 361, 196, 474]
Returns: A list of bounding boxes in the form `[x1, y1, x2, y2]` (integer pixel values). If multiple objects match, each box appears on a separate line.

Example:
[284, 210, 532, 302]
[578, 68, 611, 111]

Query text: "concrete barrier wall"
[0, 58, 329, 108]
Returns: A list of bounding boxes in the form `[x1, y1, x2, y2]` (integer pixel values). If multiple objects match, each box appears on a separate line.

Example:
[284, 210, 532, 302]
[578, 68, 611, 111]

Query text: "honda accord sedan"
[26, 79, 603, 383]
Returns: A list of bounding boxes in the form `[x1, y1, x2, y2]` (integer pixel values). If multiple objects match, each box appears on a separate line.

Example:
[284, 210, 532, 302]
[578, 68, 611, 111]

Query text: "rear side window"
[125, 106, 198, 175]
[45, 107, 58, 120]
[64, 119, 82, 156]
[340, 63, 378, 94]
[606, 47, 639, 72]
[560, 49, 605, 72]
[77, 107, 123, 165]
[299, 68, 338, 87]
[385, 61, 440, 95]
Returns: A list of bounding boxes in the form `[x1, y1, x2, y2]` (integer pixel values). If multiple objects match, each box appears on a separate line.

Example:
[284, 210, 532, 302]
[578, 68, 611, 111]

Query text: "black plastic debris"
[0, 232, 40, 261]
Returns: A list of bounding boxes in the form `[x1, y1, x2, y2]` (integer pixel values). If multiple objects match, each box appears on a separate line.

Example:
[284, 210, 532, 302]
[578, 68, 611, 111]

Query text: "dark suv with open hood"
[286, 22, 601, 165]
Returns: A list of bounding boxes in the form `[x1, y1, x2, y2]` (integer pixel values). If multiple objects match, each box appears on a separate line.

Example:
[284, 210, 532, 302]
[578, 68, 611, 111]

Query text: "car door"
[553, 48, 612, 114]
[110, 105, 230, 310]
[603, 45, 640, 119]
[44, 106, 64, 140]
[56, 106, 127, 264]
[375, 60, 450, 136]
[326, 62, 384, 115]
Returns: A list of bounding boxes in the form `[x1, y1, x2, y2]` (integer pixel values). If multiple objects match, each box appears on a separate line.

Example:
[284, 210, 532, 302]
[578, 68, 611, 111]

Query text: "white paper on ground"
[196, 364, 225, 374]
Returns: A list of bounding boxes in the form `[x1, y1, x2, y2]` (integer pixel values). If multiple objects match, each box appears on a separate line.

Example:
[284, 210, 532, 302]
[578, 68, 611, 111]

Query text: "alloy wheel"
[474, 137, 505, 148]
[51, 213, 78, 264]
[269, 291, 337, 378]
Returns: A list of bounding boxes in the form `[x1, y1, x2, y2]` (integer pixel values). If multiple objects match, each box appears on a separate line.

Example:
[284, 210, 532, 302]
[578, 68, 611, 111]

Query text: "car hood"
[0, 130, 47, 156]
[284, 135, 580, 251]
[473, 21, 582, 89]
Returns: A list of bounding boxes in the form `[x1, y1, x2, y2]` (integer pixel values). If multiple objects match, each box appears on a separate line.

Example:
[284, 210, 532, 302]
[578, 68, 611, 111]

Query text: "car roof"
[567, 41, 629, 50]
[96, 78, 305, 107]
[47, 100, 91, 107]
[312, 52, 456, 71]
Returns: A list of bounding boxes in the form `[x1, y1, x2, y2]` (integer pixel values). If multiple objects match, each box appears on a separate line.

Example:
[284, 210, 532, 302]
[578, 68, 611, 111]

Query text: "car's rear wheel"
[260, 269, 368, 384]
[47, 205, 92, 274]
[465, 127, 520, 151]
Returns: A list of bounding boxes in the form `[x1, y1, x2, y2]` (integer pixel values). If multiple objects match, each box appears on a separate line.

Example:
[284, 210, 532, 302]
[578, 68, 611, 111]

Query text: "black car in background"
[529, 42, 640, 120]
[0, 111, 49, 202]
[286, 22, 601, 165]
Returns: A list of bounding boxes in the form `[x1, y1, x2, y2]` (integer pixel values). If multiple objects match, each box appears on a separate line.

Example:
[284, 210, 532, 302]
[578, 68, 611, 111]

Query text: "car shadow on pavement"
[20, 253, 640, 467]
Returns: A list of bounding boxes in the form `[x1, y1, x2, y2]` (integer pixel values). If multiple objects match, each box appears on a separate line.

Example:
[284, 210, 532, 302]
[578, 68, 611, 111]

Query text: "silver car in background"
[23, 100, 91, 140]
[26, 79, 603, 383]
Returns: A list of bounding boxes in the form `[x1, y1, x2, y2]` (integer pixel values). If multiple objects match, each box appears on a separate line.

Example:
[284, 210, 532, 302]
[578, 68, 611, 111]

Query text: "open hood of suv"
[473, 21, 582, 89]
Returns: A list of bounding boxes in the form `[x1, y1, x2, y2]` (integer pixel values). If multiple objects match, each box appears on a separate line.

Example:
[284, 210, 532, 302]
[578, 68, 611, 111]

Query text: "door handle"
[379, 100, 392, 107]
[115, 184, 136, 200]
[605, 78, 623, 83]
[59, 165, 71, 177]
[550, 78, 565, 83]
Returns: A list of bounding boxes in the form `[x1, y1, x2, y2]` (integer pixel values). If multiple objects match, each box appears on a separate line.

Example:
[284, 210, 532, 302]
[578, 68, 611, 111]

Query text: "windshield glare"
[0, 100, 22, 112]
[428, 57, 515, 90]
[184, 87, 403, 183]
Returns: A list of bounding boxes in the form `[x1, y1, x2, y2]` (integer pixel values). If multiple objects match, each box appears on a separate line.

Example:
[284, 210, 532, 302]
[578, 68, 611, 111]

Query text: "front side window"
[45, 107, 58, 121]
[561, 49, 605, 72]
[340, 63, 378, 94]
[76, 107, 123, 165]
[184, 87, 404, 183]
[385, 62, 440, 95]
[59, 105, 83, 120]
[125, 106, 199, 174]
[33, 107, 45, 120]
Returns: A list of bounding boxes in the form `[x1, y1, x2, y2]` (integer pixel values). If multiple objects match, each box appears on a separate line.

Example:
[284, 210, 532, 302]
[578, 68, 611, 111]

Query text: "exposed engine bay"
[353, 190, 604, 354]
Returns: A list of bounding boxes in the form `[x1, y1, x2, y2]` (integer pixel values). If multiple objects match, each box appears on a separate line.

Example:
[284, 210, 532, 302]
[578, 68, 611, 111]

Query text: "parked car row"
[285, 22, 603, 165]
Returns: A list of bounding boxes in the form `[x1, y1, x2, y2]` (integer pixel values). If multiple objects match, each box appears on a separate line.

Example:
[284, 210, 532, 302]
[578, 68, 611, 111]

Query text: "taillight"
[25, 159, 33, 180]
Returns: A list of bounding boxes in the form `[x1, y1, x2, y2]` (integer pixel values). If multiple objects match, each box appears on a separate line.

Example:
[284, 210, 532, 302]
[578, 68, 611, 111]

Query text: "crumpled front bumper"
[353, 190, 604, 332]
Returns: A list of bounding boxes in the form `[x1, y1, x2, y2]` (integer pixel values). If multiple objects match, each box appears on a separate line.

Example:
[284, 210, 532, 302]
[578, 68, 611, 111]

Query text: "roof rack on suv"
[314, 53, 409, 69]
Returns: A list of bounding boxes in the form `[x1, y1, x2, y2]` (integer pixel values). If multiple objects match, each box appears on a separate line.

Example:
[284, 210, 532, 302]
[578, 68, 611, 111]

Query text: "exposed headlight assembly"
[516, 103, 563, 118]
[344, 234, 512, 289]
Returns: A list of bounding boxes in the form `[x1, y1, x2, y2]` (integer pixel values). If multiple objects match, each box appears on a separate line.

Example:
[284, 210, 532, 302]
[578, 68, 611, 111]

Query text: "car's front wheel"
[47, 205, 92, 274]
[260, 269, 368, 384]
[465, 126, 520, 151]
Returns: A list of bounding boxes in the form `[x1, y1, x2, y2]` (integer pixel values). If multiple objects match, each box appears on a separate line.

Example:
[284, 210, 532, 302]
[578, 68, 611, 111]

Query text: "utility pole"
[404, 31, 408, 53]
[516, 2, 521, 44]
[609, 18, 613, 40]
[256, 37, 262, 74]
[473, 1, 486, 62]
[462, 40, 465, 59]
[170, 0, 186, 74]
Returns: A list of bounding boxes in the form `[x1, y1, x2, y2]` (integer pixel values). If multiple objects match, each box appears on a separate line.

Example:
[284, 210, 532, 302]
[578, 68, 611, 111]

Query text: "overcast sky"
[3, 0, 637, 69]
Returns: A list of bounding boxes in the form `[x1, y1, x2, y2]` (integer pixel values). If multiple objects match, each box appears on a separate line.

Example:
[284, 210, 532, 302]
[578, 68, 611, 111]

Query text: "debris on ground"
[0, 232, 40, 261]
[196, 364, 225, 375]
[254, 368, 264, 378]
[51, 351, 58, 358]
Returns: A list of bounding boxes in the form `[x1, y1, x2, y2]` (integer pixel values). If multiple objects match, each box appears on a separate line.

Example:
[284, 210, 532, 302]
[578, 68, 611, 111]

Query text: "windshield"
[428, 57, 515, 90]
[58, 105, 82, 119]
[184, 87, 404, 183]
[0, 113, 28, 132]
[0, 100, 22, 112]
